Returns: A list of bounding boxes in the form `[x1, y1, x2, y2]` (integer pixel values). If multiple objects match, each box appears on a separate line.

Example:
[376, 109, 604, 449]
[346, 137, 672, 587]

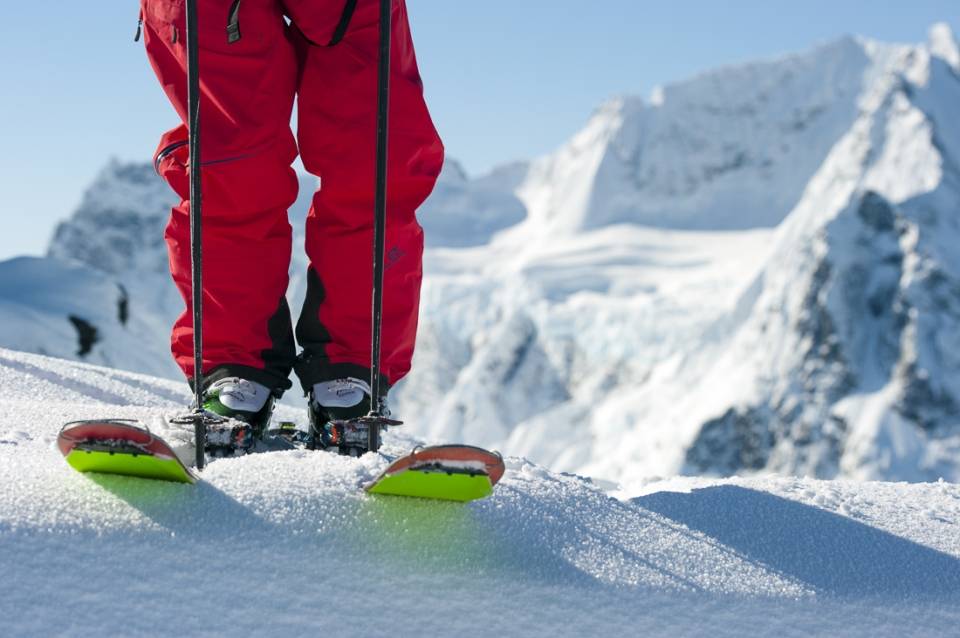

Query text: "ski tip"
[58, 419, 151, 458]
[400, 444, 506, 485]
[58, 419, 197, 484]
[365, 444, 505, 502]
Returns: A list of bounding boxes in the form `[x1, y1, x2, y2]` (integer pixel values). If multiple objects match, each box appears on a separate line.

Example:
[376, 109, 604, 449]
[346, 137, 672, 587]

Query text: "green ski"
[59, 421, 505, 502]
[366, 445, 505, 502]
[58, 419, 195, 484]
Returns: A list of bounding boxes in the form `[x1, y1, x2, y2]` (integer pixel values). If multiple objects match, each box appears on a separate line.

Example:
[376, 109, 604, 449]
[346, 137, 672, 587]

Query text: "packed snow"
[2, 347, 960, 636]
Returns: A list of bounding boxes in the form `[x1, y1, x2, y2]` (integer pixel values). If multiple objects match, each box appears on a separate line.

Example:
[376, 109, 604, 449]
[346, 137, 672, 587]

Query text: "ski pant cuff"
[189, 364, 293, 395]
[293, 355, 391, 396]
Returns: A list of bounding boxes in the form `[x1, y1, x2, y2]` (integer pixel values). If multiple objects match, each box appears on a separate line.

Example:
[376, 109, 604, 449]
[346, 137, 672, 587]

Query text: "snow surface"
[2, 347, 960, 636]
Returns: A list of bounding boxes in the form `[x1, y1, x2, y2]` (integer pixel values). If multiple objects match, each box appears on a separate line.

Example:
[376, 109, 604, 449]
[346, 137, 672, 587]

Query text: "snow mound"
[2, 348, 960, 636]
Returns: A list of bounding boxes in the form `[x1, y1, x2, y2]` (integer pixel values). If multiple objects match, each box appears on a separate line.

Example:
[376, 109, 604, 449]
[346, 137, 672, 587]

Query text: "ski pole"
[185, 0, 206, 470]
[367, 0, 392, 453]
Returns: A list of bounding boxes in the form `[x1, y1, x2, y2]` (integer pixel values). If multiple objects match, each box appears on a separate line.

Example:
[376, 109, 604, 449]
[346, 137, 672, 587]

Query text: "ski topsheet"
[366, 445, 505, 502]
[58, 420, 196, 484]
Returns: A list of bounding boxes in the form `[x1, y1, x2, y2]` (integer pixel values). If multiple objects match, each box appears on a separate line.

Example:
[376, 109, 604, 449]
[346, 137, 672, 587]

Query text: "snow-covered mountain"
[3, 347, 960, 636]
[516, 36, 870, 233]
[0, 256, 178, 377]
[3, 24, 959, 485]
[399, 23, 960, 487]
[48, 160, 175, 276]
[0, 162, 182, 379]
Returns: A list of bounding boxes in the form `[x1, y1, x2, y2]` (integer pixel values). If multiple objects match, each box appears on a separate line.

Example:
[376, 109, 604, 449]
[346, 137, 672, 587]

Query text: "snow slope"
[2, 347, 960, 637]
[0, 256, 181, 379]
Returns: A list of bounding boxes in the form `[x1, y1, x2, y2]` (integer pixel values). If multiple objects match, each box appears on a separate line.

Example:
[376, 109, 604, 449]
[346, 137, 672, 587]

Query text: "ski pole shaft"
[368, 0, 392, 450]
[185, 0, 206, 470]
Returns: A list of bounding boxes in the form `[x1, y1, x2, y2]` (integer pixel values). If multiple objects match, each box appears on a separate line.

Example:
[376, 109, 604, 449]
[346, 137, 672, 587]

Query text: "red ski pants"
[141, 0, 443, 393]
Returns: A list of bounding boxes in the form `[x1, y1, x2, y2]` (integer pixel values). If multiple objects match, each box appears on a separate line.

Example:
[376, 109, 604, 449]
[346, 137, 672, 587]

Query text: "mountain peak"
[47, 160, 175, 275]
[929, 22, 960, 72]
[516, 32, 876, 235]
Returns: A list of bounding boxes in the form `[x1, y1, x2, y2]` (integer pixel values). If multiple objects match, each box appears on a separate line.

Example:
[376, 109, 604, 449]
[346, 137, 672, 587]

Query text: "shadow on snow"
[635, 485, 960, 598]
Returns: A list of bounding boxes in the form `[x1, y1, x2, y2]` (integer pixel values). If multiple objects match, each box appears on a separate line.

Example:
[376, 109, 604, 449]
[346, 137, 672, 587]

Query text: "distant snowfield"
[2, 348, 959, 636]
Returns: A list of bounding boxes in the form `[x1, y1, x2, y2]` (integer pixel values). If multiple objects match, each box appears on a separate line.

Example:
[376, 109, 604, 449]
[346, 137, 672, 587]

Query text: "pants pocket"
[154, 125, 190, 199]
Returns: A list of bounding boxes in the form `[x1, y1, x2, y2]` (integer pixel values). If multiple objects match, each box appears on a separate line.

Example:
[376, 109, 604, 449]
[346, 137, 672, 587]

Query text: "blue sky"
[0, 1, 957, 261]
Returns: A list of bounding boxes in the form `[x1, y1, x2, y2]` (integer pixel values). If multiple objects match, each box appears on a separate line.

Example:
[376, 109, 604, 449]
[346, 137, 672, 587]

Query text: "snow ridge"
[515, 37, 870, 234]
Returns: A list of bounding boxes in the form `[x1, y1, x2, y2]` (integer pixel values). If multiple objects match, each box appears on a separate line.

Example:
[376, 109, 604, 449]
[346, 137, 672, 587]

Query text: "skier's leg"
[142, 0, 299, 392]
[291, 0, 444, 392]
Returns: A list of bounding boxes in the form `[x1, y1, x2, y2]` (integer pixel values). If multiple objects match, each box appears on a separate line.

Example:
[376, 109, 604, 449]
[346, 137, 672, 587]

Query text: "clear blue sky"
[0, 1, 956, 261]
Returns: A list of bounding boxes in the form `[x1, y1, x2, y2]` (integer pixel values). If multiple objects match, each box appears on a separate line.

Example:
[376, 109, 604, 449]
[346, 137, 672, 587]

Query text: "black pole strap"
[367, 0, 392, 452]
[327, 0, 358, 46]
[186, 0, 206, 470]
[227, 0, 242, 43]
